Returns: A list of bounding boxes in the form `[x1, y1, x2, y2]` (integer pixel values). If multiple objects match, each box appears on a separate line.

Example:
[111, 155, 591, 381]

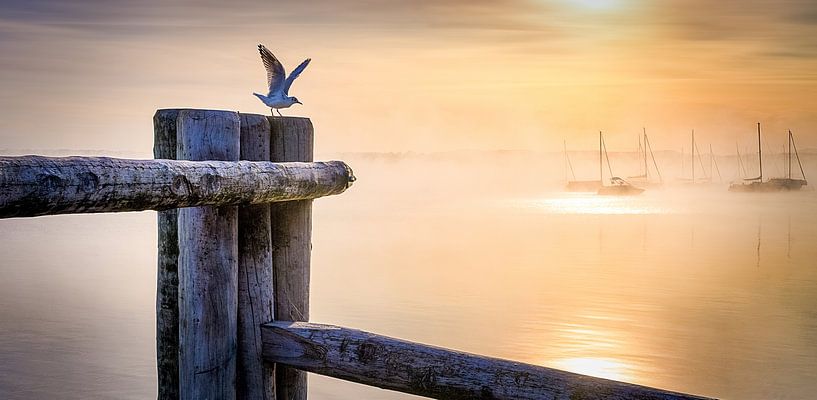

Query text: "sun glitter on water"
[509, 193, 670, 215]
[552, 357, 632, 381]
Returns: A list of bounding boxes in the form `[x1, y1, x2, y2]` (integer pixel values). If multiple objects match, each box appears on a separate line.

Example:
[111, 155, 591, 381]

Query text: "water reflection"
[2, 156, 817, 399]
[549, 320, 634, 381]
[513, 193, 671, 215]
[553, 357, 632, 382]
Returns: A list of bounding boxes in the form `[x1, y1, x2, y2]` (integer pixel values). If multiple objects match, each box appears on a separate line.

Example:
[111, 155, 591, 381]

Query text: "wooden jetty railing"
[0, 108, 715, 400]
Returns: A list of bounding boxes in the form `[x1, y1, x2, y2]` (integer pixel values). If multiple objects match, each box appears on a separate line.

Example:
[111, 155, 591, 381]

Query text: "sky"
[1, 0, 816, 155]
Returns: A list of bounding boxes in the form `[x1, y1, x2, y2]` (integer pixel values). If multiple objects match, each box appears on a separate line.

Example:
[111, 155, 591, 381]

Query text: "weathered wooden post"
[177, 110, 240, 399]
[269, 117, 314, 400]
[237, 114, 275, 400]
[154, 109, 181, 400]
[152, 111, 334, 399]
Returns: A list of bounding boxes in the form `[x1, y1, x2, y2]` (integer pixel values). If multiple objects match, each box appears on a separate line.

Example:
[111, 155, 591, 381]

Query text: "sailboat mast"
[602, 134, 614, 179]
[643, 127, 648, 179]
[692, 129, 695, 184]
[637, 134, 643, 176]
[757, 122, 763, 182]
[645, 133, 663, 183]
[563, 140, 567, 182]
[599, 131, 603, 183]
[790, 130, 807, 181]
[564, 140, 577, 181]
[710, 144, 722, 183]
[736, 143, 745, 177]
[788, 130, 792, 179]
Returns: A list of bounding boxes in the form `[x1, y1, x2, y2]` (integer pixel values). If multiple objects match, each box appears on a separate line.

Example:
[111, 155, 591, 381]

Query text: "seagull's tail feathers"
[253, 92, 268, 101]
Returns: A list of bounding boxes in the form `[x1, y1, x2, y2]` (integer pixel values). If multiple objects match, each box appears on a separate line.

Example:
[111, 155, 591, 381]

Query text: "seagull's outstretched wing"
[259, 44, 285, 96]
[284, 58, 311, 95]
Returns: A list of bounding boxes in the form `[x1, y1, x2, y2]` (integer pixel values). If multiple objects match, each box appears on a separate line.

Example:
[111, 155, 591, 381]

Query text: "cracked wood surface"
[154, 109, 180, 400]
[269, 116, 313, 400]
[177, 109, 240, 400]
[237, 113, 276, 400]
[261, 321, 716, 400]
[0, 156, 352, 219]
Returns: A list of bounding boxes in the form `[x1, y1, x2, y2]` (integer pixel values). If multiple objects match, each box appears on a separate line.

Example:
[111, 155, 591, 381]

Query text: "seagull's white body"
[253, 93, 297, 109]
[254, 44, 310, 116]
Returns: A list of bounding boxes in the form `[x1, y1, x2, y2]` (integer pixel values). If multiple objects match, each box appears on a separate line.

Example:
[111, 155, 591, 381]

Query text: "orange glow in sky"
[1, 1, 815, 155]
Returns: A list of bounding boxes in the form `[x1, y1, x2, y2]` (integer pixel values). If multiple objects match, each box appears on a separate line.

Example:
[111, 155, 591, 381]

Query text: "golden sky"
[1, 0, 816, 154]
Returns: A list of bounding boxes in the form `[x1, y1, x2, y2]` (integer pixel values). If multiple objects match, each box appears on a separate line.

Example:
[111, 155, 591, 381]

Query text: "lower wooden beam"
[261, 321, 715, 400]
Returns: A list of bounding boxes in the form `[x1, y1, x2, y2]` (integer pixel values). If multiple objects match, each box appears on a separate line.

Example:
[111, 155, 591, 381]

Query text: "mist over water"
[1, 151, 816, 399]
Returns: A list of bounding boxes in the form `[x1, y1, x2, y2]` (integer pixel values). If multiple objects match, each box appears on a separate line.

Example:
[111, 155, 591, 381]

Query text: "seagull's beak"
[295, 100, 303, 105]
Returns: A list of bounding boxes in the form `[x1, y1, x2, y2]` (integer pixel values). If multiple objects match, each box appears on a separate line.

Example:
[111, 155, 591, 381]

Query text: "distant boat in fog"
[597, 131, 645, 196]
[729, 123, 807, 192]
[598, 176, 645, 195]
[627, 128, 663, 188]
[563, 140, 602, 192]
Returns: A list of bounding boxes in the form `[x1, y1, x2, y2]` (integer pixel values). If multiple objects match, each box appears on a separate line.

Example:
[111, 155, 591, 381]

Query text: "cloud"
[1, 0, 816, 153]
[642, 1, 817, 57]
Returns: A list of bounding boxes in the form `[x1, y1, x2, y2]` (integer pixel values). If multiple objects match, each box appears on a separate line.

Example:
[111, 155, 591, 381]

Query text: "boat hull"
[597, 185, 645, 196]
[627, 179, 664, 189]
[728, 179, 807, 192]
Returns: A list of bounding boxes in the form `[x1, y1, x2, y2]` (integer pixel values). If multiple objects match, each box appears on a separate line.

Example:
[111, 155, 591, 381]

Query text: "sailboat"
[564, 140, 602, 192]
[597, 131, 645, 196]
[767, 129, 808, 189]
[729, 123, 807, 192]
[627, 128, 664, 188]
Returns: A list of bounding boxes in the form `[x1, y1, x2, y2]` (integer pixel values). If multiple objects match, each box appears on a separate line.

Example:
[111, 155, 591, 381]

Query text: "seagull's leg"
[278, 109, 284, 117]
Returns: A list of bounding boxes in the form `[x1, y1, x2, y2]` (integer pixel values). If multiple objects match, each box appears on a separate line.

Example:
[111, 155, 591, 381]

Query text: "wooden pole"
[177, 109, 240, 400]
[269, 117, 314, 400]
[237, 113, 275, 400]
[262, 321, 716, 400]
[154, 109, 181, 400]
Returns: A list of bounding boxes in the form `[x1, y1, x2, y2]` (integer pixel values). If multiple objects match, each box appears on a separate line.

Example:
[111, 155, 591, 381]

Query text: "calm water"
[1, 156, 816, 399]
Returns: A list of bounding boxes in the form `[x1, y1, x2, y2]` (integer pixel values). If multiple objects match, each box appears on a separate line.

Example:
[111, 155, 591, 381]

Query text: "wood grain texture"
[237, 113, 275, 400]
[154, 109, 180, 400]
[262, 322, 716, 400]
[0, 157, 352, 218]
[269, 116, 313, 400]
[177, 109, 240, 400]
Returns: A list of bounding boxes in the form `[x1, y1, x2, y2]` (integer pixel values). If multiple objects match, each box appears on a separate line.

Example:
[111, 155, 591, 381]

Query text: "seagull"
[253, 44, 311, 116]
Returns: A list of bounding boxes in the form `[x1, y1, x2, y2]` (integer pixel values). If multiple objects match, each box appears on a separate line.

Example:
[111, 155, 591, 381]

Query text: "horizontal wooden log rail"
[0, 156, 354, 218]
[262, 321, 715, 400]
